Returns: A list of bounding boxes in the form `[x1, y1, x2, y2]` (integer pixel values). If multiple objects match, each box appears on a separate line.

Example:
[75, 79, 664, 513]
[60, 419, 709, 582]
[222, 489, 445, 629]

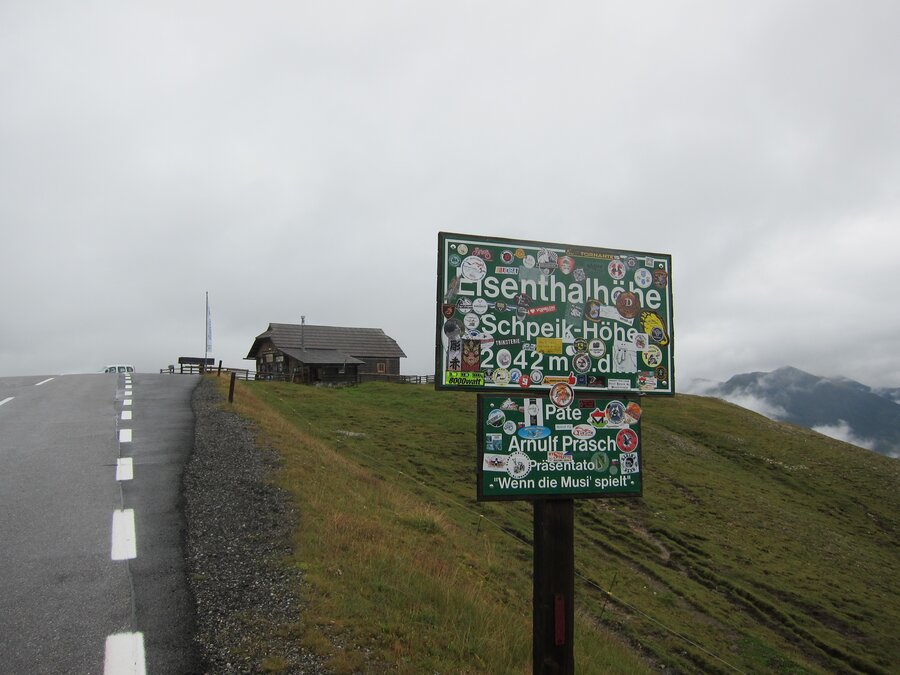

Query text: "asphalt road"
[0, 373, 201, 674]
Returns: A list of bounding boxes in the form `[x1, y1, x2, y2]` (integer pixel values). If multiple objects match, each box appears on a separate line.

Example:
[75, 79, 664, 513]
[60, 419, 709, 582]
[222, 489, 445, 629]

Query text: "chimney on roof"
[301, 315, 305, 350]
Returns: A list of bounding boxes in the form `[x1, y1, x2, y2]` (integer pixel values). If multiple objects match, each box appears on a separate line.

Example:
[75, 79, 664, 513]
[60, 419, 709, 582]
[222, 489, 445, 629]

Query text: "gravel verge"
[184, 377, 327, 674]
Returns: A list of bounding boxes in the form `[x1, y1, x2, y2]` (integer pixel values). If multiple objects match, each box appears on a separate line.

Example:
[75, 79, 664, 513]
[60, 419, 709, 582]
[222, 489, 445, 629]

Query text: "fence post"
[229, 372, 237, 403]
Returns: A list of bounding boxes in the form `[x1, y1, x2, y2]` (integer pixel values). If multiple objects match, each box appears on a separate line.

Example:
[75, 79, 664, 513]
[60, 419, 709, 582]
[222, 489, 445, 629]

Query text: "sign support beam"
[533, 498, 575, 674]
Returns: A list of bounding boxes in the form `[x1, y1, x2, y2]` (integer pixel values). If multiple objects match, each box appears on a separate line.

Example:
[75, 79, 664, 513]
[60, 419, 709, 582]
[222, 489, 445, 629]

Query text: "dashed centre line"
[35, 377, 55, 386]
[110, 509, 137, 560]
[0, 396, 13, 407]
[104, 632, 146, 675]
[106, 376, 146, 675]
[116, 458, 133, 481]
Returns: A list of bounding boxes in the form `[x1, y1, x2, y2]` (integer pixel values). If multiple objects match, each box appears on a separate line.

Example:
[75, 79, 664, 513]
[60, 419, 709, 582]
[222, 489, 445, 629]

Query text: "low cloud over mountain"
[693, 366, 900, 458]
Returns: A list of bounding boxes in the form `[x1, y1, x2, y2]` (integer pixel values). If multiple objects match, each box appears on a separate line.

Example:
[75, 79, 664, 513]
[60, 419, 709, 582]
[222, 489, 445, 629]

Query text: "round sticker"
[506, 451, 532, 478]
[530, 369, 545, 385]
[616, 291, 641, 319]
[593, 453, 611, 472]
[479, 332, 494, 351]
[625, 401, 642, 423]
[573, 338, 588, 353]
[487, 409, 506, 427]
[588, 339, 606, 358]
[608, 259, 627, 280]
[522, 254, 536, 269]
[472, 298, 489, 315]
[457, 244, 468, 255]
[503, 420, 517, 435]
[461, 255, 487, 281]
[549, 383, 574, 408]
[558, 256, 575, 275]
[519, 375, 531, 388]
[616, 428, 639, 453]
[584, 299, 605, 322]
[496, 349, 512, 368]
[501, 250, 515, 264]
[449, 253, 462, 268]
[652, 269, 669, 288]
[492, 368, 511, 385]
[573, 353, 592, 374]
[634, 268, 653, 289]
[642, 345, 662, 367]
[463, 313, 480, 330]
[605, 401, 626, 426]
[456, 298, 473, 314]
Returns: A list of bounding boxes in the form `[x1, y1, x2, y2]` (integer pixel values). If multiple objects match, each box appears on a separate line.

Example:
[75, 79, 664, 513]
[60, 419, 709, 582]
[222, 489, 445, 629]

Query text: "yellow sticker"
[536, 337, 563, 355]
[444, 371, 485, 386]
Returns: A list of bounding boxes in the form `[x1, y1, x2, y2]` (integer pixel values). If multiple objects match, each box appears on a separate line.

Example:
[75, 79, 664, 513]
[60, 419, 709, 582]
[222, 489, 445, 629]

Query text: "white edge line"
[119, 429, 132, 443]
[35, 377, 55, 386]
[104, 632, 146, 675]
[116, 457, 133, 481]
[121, 410, 132, 421]
[111, 509, 137, 560]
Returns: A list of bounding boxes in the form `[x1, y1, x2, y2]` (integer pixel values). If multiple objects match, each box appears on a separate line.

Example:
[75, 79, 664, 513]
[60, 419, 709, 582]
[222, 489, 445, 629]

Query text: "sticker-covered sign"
[437, 232, 674, 394]
[477, 393, 643, 500]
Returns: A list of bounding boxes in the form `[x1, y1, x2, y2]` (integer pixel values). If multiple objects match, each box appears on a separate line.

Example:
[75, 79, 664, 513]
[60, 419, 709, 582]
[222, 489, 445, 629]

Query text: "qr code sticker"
[620, 453, 640, 474]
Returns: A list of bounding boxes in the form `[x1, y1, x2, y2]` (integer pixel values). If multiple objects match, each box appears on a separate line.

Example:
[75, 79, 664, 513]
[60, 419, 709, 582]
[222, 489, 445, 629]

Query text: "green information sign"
[477, 393, 643, 501]
[436, 232, 674, 395]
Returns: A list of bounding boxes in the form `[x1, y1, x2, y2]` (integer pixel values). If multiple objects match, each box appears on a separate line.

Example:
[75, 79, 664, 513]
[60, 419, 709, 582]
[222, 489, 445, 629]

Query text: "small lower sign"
[477, 393, 642, 500]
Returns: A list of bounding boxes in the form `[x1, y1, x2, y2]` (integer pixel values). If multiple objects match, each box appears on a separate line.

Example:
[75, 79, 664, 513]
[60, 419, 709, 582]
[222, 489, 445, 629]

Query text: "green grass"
[219, 378, 899, 674]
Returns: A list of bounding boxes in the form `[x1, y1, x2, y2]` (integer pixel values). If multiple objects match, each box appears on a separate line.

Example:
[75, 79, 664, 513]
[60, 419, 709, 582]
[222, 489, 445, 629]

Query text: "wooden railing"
[161, 364, 434, 384]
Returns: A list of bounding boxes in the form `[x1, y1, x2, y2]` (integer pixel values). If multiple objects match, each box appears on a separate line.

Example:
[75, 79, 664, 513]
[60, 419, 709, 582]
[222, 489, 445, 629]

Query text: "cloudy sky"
[2, 1, 898, 390]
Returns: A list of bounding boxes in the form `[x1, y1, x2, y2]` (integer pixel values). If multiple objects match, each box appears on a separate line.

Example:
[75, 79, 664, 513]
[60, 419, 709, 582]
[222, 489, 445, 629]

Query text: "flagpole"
[205, 291, 209, 372]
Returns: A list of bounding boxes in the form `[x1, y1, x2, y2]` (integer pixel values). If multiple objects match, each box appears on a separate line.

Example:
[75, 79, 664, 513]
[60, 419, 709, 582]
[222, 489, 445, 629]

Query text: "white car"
[104, 364, 135, 373]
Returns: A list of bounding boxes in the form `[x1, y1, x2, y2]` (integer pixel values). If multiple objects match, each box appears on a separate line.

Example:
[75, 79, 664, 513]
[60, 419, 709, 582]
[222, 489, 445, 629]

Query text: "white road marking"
[104, 632, 146, 675]
[35, 377, 55, 386]
[123, 399, 132, 406]
[119, 429, 132, 443]
[125, 384, 132, 390]
[0, 397, 13, 407]
[121, 410, 132, 421]
[111, 509, 137, 560]
[116, 458, 134, 481]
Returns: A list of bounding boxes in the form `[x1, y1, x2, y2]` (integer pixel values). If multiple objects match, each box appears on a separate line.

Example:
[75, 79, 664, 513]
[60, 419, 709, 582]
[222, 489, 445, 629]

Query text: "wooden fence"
[161, 362, 433, 384]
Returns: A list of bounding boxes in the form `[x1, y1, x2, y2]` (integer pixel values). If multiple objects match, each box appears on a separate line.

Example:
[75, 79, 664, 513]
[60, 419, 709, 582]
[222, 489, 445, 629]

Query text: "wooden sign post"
[533, 499, 575, 675]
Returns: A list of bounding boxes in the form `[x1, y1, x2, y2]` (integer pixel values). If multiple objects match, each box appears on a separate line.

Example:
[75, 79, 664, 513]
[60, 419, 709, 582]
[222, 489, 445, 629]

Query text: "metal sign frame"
[436, 232, 674, 395]
[477, 393, 643, 501]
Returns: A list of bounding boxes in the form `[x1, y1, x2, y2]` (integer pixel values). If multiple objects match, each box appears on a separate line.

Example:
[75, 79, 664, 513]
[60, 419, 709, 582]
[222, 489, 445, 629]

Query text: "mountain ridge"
[696, 366, 900, 457]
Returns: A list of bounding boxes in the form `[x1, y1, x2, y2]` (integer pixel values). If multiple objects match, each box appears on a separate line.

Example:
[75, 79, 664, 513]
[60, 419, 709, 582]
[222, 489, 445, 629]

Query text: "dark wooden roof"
[246, 323, 406, 360]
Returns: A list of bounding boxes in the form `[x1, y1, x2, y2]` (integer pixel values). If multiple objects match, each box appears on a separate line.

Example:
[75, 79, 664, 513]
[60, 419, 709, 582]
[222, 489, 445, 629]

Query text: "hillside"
[215, 378, 899, 674]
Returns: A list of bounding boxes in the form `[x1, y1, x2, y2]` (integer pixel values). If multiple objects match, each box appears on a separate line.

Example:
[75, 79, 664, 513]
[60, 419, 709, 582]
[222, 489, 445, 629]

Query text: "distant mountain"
[703, 366, 900, 458]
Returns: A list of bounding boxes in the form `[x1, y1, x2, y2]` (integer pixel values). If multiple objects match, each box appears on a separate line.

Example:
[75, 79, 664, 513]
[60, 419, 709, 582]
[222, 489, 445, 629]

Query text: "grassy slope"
[218, 378, 899, 674]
